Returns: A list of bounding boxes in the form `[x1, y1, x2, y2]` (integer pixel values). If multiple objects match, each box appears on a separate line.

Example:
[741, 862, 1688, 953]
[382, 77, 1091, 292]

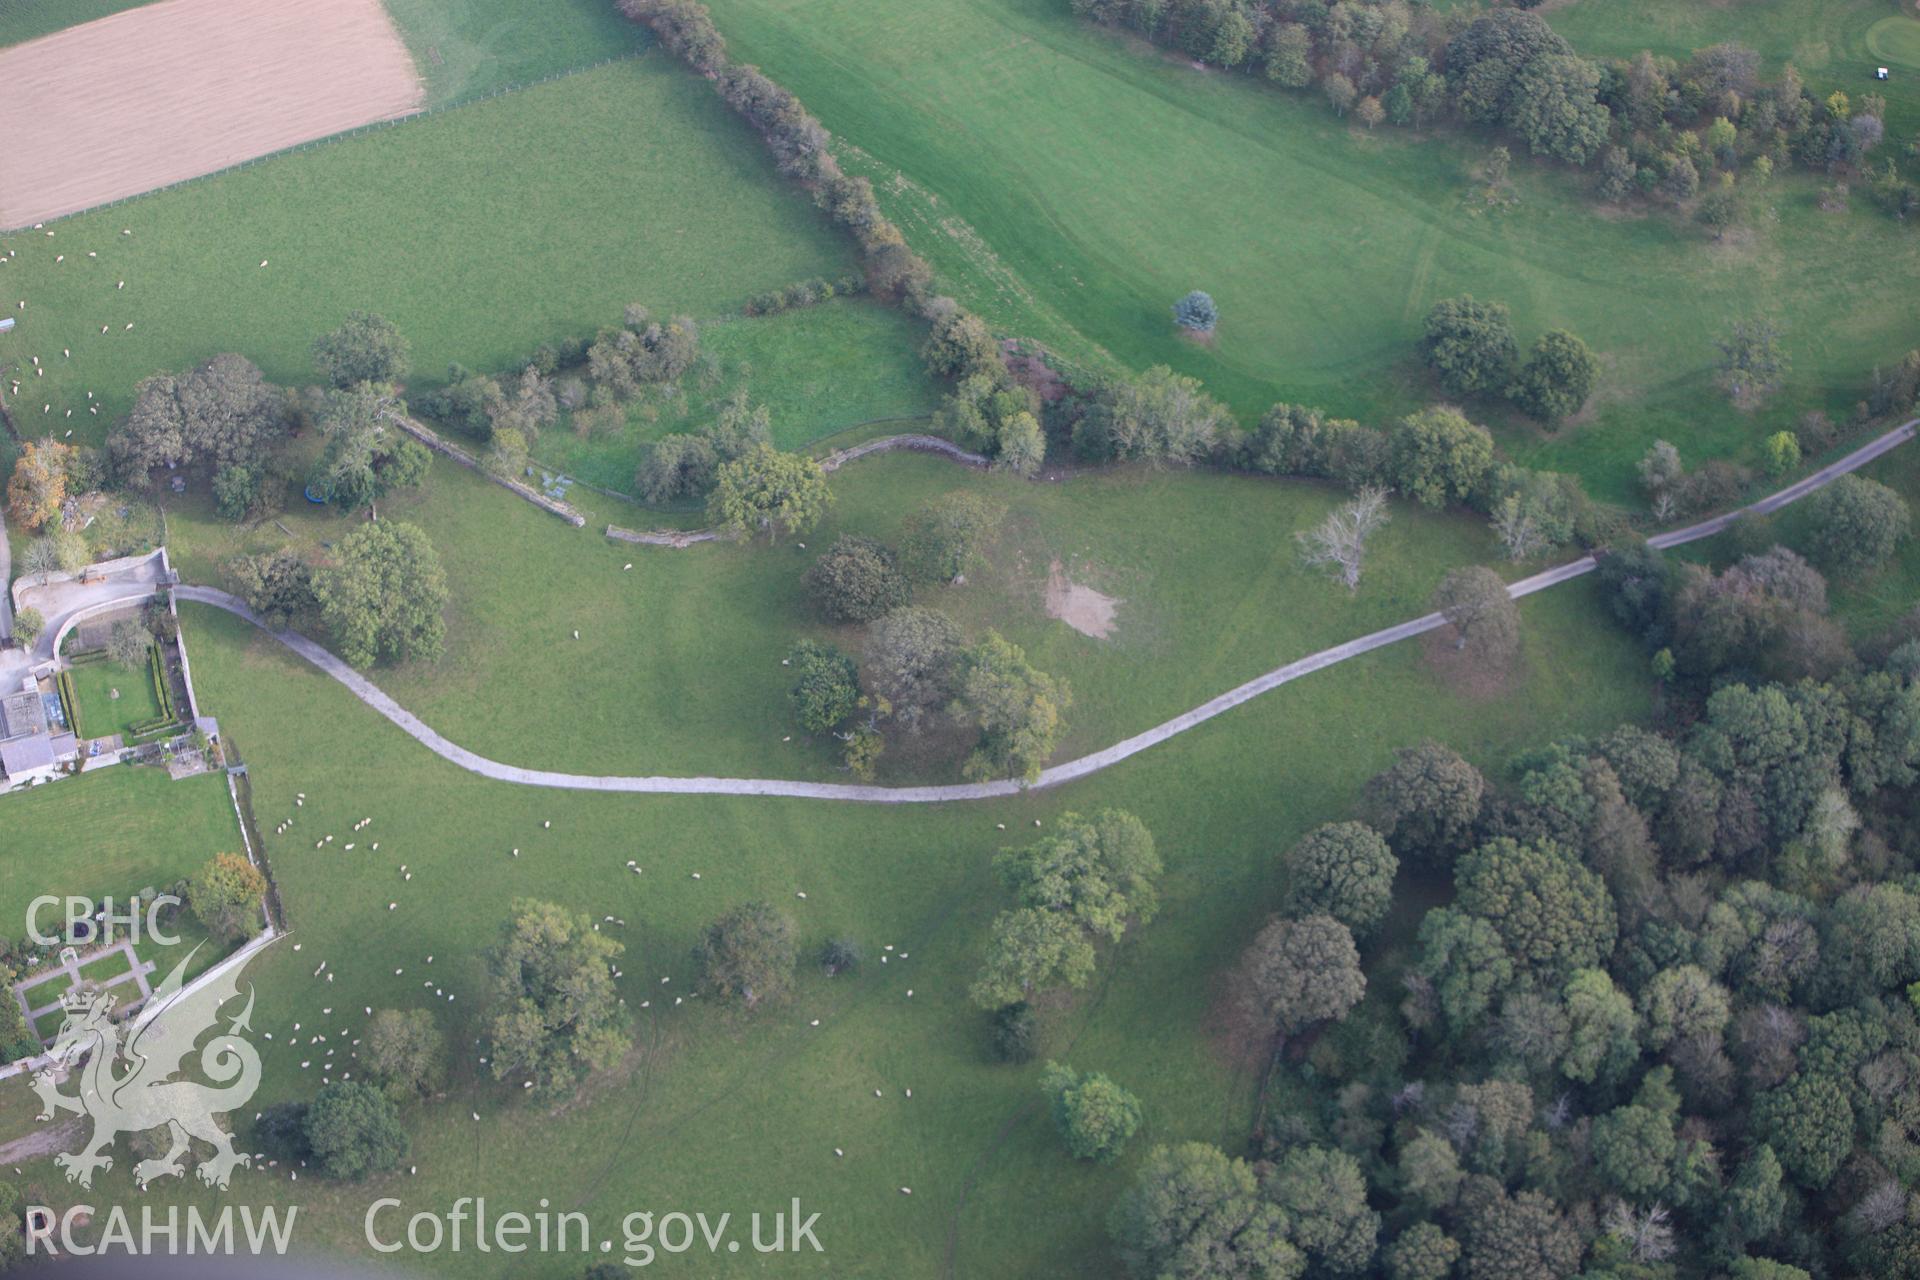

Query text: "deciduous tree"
[6, 438, 70, 532]
[304, 1082, 407, 1180]
[1715, 317, 1789, 409]
[312, 520, 448, 668]
[111, 354, 290, 483]
[107, 619, 150, 670]
[1109, 1143, 1302, 1280]
[1280, 822, 1398, 936]
[1456, 1182, 1581, 1280]
[706, 445, 832, 543]
[693, 901, 797, 1009]
[1298, 487, 1391, 592]
[1752, 1074, 1852, 1188]
[1454, 838, 1616, 976]
[1234, 914, 1365, 1039]
[1384, 1223, 1460, 1280]
[1365, 742, 1486, 865]
[970, 907, 1095, 1008]
[362, 1009, 445, 1102]
[805, 534, 909, 623]
[188, 852, 267, 943]
[312, 310, 411, 389]
[1805, 473, 1909, 577]
[863, 606, 961, 730]
[486, 899, 628, 1101]
[952, 631, 1070, 783]
[1422, 298, 1518, 397]
[1508, 331, 1597, 422]
[1434, 567, 1521, 671]
[1263, 1146, 1380, 1275]
[228, 549, 317, 631]
[1075, 366, 1229, 465]
[1391, 408, 1495, 508]
[995, 810, 1162, 941]
[1042, 1062, 1143, 1163]
[901, 491, 1002, 584]
[787, 639, 859, 734]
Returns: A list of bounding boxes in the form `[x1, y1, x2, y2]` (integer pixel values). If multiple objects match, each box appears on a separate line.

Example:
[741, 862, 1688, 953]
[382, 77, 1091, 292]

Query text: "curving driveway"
[171, 416, 1919, 804]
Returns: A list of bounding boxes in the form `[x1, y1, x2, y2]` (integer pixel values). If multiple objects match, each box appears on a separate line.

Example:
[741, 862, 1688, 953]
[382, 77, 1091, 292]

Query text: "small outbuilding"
[0, 733, 57, 786]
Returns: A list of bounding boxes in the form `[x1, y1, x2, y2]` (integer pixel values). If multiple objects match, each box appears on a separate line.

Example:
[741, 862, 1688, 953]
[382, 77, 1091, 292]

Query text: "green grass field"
[690, 0, 1920, 503]
[0, 766, 240, 941]
[2, 551, 1643, 1276]
[165, 441, 1590, 784]
[380, 0, 646, 104]
[66, 653, 162, 740]
[0, 58, 851, 448]
[0, 4, 1904, 1272]
[533, 299, 944, 494]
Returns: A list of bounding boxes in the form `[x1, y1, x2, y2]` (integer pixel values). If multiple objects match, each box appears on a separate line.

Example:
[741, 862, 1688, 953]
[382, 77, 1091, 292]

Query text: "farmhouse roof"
[0, 689, 47, 741]
[0, 734, 55, 777]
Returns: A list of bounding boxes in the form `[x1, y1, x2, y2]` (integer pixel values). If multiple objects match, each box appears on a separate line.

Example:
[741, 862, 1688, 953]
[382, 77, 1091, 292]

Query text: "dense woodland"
[1064, 532, 1920, 1279]
[1070, 1, 1920, 223]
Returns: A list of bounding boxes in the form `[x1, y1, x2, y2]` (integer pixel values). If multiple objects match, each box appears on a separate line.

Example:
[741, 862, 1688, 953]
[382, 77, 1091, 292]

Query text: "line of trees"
[619, 0, 1055, 486]
[1040, 359, 1609, 571]
[1067, 4, 1915, 230]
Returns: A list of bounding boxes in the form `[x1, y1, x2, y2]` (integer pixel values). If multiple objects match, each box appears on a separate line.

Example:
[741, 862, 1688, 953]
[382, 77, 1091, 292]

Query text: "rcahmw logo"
[27, 1204, 297, 1258]
[29, 928, 280, 1198]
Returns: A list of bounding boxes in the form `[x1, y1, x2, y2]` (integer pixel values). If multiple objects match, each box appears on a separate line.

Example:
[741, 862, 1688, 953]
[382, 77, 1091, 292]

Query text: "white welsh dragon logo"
[31, 940, 274, 1190]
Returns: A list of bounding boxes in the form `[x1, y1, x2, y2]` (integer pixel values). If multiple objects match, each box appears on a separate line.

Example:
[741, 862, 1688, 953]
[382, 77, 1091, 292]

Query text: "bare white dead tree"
[1297, 486, 1390, 592]
[1602, 1202, 1676, 1264]
[1849, 1180, 1907, 1236]
[1492, 494, 1551, 562]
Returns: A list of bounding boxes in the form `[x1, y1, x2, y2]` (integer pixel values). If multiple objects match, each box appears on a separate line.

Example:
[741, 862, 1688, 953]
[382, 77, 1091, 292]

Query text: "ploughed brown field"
[0, 0, 424, 229]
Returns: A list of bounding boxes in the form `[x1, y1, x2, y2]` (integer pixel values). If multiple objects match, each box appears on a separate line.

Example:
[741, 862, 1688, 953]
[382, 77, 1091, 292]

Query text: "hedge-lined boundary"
[147, 642, 176, 723]
[54, 670, 78, 733]
[602, 432, 991, 548]
[391, 413, 588, 527]
[615, 0, 1010, 390]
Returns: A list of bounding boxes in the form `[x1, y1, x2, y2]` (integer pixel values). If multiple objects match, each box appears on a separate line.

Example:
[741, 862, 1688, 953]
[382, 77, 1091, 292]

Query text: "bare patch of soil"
[0, 0, 424, 228]
[1045, 558, 1121, 639]
[1421, 626, 1521, 701]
